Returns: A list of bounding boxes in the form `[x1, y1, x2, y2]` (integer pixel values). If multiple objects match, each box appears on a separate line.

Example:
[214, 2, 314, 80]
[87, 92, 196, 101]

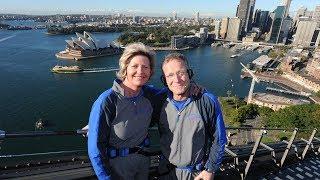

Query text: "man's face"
[162, 59, 190, 97]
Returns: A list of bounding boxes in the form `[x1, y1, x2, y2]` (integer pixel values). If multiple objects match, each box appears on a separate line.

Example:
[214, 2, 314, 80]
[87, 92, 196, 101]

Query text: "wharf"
[241, 72, 313, 94]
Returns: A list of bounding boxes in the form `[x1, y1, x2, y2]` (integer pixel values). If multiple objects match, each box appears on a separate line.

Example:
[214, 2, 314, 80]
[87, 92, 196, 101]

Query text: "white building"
[226, 17, 241, 42]
[293, 19, 318, 47]
[313, 5, 320, 27]
[214, 20, 221, 38]
[220, 17, 229, 39]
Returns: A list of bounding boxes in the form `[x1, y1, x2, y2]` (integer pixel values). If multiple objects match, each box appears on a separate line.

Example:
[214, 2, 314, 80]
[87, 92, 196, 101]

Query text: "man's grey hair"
[117, 42, 155, 81]
[162, 53, 189, 69]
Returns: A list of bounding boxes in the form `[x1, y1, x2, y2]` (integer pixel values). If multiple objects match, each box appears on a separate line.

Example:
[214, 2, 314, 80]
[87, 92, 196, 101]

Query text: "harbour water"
[0, 21, 268, 156]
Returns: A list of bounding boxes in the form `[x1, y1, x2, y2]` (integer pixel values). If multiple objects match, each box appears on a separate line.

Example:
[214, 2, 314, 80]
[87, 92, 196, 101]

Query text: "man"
[155, 53, 227, 180]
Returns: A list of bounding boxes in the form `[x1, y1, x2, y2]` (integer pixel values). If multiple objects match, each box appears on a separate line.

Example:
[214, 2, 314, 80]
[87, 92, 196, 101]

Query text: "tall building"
[313, 5, 320, 27]
[293, 19, 318, 47]
[133, 15, 140, 23]
[253, 9, 261, 27]
[293, 7, 314, 25]
[220, 17, 229, 39]
[226, 17, 241, 41]
[282, 0, 292, 17]
[195, 12, 200, 23]
[259, 11, 270, 33]
[173, 11, 177, 20]
[266, 6, 286, 43]
[236, 0, 255, 36]
[247, 0, 256, 31]
[214, 20, 221, 38]
[278, 17, 293, 44]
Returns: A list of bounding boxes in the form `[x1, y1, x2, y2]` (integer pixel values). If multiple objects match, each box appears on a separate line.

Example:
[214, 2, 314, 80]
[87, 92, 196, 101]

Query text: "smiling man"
[156, 53, 227, 180]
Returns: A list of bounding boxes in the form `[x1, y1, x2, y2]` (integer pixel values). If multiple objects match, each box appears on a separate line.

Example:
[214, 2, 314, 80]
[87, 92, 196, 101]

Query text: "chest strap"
[106, 137, 150, 158]
[176, 162, 205, 173]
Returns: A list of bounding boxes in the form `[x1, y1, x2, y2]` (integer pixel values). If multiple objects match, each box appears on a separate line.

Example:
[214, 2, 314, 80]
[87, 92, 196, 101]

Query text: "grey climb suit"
[88, 79, 156, 180]
[155, 91, 227, 180]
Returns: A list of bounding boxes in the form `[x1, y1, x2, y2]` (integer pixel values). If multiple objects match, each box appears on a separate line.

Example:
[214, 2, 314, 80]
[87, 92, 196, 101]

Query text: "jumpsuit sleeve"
[204, 94, 227, 173]
[88, 91, 114, 180]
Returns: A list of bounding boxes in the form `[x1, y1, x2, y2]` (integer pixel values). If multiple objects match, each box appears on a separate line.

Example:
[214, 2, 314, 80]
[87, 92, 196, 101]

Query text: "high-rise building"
[293, 19, 318, 47]
[266, 6, 286, 43]
[253, 9, 261, 27]
[313, 5, 320, 27]
[132, 15, 140, 23]
[293, 7, 314, 26]
[282, 0, 292, 17]
[214, 20, 221, 38]
[236, 0, 255, 36]
[278, 17, 293, 44]
[247, 0, 256, 31]
[195, 12, 200, 23]
[259, 11, 270, 33]
[173, 11, 177, 20]
[220, 17, 229, 39]
[226, 17, 242, 41]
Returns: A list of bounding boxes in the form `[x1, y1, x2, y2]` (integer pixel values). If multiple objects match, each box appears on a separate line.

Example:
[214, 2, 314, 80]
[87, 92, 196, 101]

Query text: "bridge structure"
[0, 127, 319, 180]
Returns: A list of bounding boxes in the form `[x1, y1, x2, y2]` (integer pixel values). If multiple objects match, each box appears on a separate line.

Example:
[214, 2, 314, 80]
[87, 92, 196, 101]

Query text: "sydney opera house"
[56, 31, 122, 60]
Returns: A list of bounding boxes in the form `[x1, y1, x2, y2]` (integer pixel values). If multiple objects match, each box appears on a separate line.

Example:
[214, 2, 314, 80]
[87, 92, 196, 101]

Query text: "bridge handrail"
[0, 127, 313, 139]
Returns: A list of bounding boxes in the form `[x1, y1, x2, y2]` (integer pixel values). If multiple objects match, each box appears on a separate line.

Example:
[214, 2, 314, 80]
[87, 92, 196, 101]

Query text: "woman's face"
[125, 55, 151, 88]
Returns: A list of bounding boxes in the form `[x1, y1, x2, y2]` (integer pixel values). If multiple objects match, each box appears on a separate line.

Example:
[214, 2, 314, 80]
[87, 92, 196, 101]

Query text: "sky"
[1, 0, 319, 17]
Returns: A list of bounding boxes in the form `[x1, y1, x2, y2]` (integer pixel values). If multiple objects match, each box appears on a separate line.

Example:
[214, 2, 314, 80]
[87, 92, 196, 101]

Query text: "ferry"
[51, 65, 83, 73]
[230, 54, 240, 58]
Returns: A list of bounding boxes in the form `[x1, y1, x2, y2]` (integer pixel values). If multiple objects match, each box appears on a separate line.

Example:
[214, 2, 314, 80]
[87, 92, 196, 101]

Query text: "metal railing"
[1, 127, 319, 179]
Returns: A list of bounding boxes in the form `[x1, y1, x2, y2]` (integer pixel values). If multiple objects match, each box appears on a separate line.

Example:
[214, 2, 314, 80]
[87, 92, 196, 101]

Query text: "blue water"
[0, 22, 267, 158]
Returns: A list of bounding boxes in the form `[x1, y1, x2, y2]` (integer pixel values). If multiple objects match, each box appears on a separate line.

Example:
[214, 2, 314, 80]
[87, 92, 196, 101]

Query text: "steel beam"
[260, 142, 276, 164]
[225, 147, 239, 168]
[280, 128, 298, 167]
[301, 129, 317, 160]
[242, 129, 265, 179]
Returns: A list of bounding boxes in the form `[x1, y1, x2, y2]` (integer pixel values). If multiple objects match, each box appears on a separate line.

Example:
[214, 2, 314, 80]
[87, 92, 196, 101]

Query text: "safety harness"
[106, 136, 150, 158]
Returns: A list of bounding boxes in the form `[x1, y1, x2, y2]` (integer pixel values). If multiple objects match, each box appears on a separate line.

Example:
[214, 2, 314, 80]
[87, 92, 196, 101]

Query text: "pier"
[266, 87, 311, 97]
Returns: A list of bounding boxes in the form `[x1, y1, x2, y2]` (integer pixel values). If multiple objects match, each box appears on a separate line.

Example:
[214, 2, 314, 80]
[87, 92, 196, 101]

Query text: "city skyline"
[1, 0, 319, 17]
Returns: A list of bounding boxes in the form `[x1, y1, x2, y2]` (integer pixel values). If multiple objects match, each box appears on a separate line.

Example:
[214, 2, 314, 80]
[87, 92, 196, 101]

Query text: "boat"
[55, 31, 123, 60]
[51, 65, 83, 73]
[211, 42, 222, 47]
[230, 54, 240, 58]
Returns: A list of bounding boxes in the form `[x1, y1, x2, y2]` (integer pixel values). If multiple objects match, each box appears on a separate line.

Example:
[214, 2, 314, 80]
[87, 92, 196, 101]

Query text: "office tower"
[266, 6, 286, 43]
[214, 20, 221, 38]
[226, 17, 241, 41]
[253, 9, 261, 27]
[236, 0, 255, 36]
[195, 12, 200, 23]
[220, 17, 229, 39]
[293, 19, 318, 47]
[278, 17, 293, 44]
[247, 0, 256, 31]
[259, 11, 270, 33]
[313, 5, 320, 27]
[294, 7, 307, 25]
[173, 11, 177, 20]
[282, 0, 291, 17]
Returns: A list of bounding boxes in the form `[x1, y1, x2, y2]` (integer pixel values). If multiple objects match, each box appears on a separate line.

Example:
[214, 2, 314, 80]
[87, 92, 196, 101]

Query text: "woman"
[88, 43, 157, 180]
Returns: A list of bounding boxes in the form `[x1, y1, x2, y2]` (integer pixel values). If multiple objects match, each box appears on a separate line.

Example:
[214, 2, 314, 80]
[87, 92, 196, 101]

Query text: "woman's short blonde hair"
[116, 42, 155, 81]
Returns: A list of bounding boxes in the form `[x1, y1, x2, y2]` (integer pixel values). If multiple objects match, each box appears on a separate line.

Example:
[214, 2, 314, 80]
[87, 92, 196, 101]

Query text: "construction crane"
[240, 62, 260, 104]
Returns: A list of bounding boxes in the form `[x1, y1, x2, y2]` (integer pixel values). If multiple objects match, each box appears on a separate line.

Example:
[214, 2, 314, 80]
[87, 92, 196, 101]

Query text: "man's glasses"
[165, 70, 188, 79]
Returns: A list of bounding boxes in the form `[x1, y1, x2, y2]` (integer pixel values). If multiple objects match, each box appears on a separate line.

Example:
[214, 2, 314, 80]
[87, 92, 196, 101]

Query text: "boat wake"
[53, 67, 119, 74]
[0, 35, 16, 43]
[82, 67, 119, 73]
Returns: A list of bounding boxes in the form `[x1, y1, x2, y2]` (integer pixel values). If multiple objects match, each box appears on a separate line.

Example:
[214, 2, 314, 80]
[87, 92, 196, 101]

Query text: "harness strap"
[106, 136, 150, 158]
[176, 162, 205, 173]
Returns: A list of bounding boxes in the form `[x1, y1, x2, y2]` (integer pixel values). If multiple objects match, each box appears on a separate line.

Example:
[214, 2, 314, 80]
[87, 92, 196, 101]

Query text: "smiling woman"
[87, 43, 158, 180]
